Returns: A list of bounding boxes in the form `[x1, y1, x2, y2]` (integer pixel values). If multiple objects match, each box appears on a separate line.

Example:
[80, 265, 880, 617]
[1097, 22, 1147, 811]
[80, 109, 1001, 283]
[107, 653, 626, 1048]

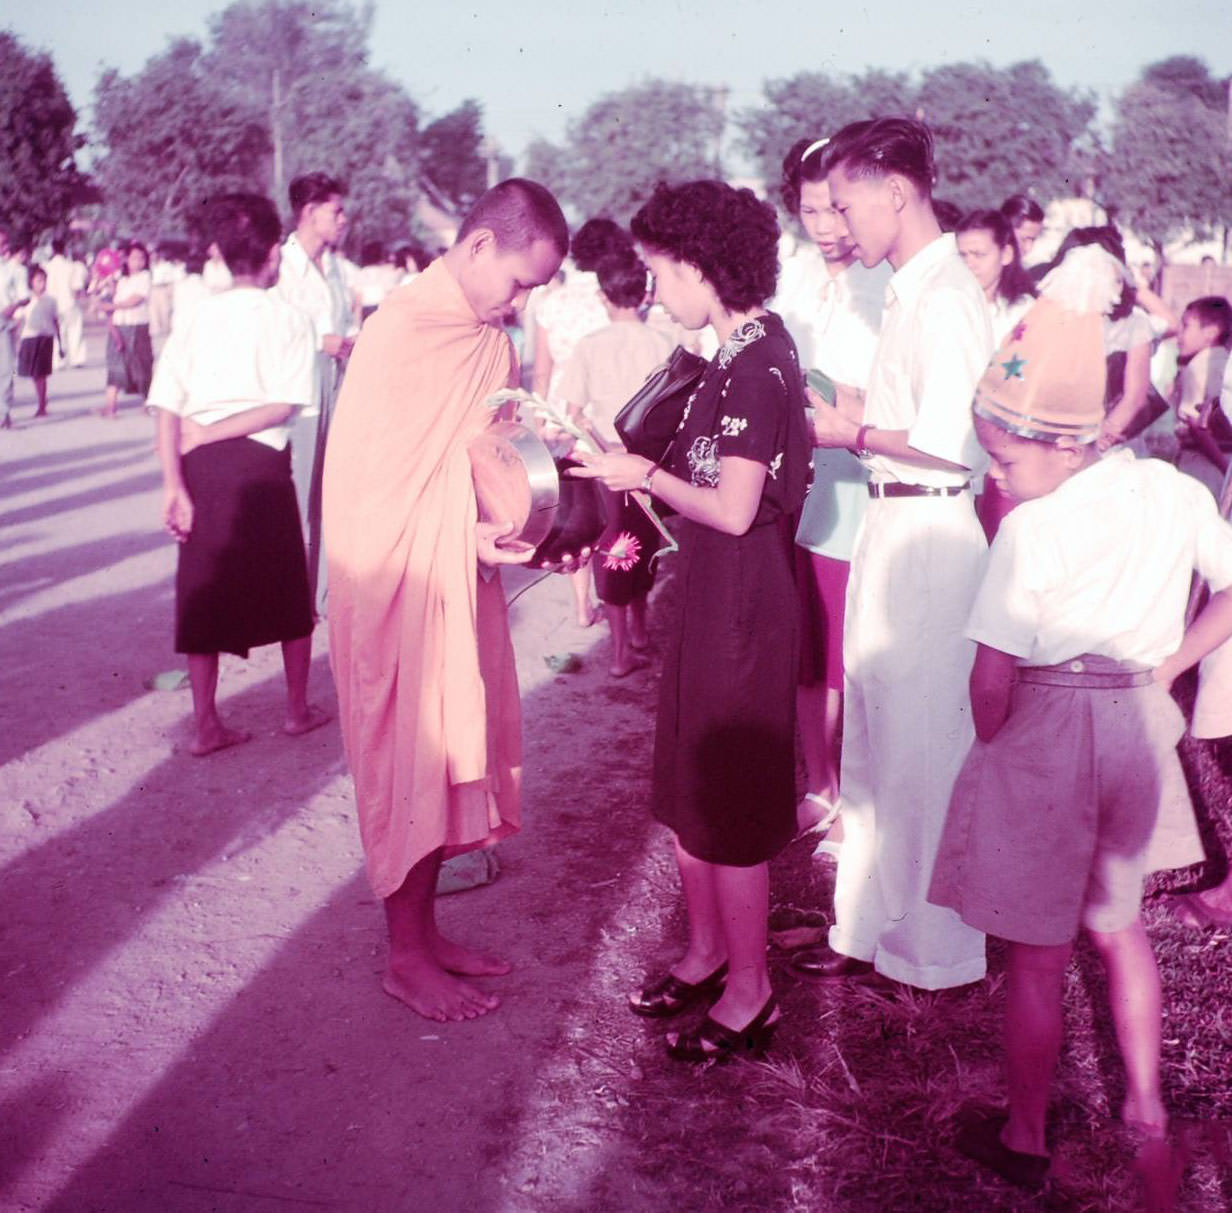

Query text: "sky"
[8, 0, 1231, 164]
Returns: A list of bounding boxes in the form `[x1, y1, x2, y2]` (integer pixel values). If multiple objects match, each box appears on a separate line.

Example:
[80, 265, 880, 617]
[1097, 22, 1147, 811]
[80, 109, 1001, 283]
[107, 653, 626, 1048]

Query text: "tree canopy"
[89, 0, 487, 250]
[1100, 57, 1232, 249]
[525, 80, 725, 223]
[0, 32, 89, 245]
[736, 61, 1093, 214]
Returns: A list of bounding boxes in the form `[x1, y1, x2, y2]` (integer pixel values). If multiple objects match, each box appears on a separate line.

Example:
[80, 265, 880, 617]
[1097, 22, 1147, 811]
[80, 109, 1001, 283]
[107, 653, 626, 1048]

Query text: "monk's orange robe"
[323, 259, 521, 898]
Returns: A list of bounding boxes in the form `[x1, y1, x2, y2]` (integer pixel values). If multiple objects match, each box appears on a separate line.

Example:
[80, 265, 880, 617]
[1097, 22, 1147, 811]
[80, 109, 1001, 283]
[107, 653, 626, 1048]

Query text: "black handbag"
[613, 345, 708, 463]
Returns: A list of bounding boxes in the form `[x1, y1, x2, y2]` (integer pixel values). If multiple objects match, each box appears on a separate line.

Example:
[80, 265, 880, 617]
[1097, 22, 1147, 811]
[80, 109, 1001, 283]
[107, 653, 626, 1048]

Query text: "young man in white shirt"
[275, 171, 359, 607]
[797, 116, 993, 990]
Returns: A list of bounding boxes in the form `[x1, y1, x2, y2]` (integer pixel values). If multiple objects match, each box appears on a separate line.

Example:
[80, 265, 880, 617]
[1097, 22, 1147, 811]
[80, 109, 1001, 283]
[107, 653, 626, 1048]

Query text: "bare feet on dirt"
[431, 934, 512, 977]
[189, 725, 253, 757]
[610, 653, 650, 679]
[382, 959, 501, 1022]
[283, 704, 332, 737]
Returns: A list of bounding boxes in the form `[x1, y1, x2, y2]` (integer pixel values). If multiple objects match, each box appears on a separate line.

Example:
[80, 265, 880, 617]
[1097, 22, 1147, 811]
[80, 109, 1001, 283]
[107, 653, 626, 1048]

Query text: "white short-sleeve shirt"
[274, 234, 357, 350]
[112, 270, 151, 325]
[862, 233, 994, 487]
[147, 288, 315, 451]
[966, 449, 1232, 666]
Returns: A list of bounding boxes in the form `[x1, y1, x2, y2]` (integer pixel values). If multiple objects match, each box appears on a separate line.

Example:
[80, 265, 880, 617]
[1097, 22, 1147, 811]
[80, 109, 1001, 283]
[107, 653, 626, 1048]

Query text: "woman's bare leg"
[670, 836, 727, 981]
[186, 652, 250, 756]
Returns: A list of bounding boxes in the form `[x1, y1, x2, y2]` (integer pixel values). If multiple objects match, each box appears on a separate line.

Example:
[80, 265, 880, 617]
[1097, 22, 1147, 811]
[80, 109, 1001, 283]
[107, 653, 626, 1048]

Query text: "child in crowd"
[558, 248, 672, 677]
[148, 193, 329, 757]
[928, 289, 1232, 1192]
[1172, 295, 1232, 498]
[16, 265, 61, 418]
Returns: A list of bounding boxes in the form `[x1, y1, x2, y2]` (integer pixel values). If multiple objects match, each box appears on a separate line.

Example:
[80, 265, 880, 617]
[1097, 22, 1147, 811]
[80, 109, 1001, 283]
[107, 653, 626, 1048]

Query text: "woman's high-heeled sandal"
[665, 995, 781, 1063]
[628, 961, 728, 1019]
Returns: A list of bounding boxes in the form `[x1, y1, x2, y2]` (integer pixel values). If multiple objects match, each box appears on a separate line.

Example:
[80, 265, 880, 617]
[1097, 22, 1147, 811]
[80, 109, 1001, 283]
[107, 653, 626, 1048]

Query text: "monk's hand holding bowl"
[476, 520, 536, 567]
[568, 449, 655, 494]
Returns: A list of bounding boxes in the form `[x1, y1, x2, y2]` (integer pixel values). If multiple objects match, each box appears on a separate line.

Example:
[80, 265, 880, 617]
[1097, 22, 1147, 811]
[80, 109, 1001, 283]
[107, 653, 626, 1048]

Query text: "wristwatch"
[854, 424, 876, 458]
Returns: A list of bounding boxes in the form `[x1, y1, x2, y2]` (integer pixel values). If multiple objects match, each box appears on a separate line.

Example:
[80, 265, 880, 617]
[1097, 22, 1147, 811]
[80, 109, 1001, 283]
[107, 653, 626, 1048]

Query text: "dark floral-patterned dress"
[652, 312, 810, 866]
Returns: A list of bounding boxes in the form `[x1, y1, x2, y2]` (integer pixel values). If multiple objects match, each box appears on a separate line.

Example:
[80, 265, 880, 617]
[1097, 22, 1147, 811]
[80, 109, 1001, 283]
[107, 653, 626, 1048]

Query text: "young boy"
[148, 193, 330, 756]
[1173, 295, 1232, 497]
[927, 291, 1232, 1191]
[16, 265, 61, 418]
[558, 247, 672, 677]
[322, 179, 566, 1023]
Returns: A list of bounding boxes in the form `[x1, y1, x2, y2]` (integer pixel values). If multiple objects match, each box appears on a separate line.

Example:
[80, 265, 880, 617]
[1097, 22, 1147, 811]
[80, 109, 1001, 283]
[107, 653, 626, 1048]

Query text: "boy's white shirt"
[860, 233, 994, 486]
[967, 448, 1232, 667]
[146, 288, 315, 451]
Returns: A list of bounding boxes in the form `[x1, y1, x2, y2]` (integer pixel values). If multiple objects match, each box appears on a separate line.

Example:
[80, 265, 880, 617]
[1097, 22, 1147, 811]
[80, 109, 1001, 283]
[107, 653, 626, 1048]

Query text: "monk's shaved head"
[456, 179, 569, 258]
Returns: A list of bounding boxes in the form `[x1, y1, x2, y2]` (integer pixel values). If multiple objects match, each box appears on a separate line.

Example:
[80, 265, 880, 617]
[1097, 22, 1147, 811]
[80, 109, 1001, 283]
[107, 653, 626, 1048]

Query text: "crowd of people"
[4, 111, 1232, 1199]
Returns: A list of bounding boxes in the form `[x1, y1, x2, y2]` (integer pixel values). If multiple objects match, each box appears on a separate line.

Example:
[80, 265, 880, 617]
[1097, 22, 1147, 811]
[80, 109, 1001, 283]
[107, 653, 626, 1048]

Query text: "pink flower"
[602, 531, 642, 572]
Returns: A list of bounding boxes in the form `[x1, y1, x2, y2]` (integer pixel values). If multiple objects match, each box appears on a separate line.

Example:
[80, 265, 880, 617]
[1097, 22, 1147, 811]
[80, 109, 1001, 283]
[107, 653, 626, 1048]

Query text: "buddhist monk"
[323, 179, 568, 1021]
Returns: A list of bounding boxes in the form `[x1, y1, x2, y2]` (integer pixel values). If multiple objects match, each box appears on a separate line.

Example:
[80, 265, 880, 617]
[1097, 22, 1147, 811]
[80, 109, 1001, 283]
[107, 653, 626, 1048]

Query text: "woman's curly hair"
[631, 181, 780, 313]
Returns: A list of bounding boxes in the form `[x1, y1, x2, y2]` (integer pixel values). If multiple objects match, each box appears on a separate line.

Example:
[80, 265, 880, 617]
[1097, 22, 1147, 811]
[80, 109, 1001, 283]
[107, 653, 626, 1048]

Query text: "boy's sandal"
[665, 995, 780, 1063]
[629, 961, 728, 1018]
[955, 1110, 1050, 1192]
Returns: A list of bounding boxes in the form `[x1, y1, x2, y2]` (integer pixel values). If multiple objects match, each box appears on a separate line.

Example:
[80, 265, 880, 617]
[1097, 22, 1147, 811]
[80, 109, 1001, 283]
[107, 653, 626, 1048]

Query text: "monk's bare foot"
[189, 726, 252, 757]
[382, 960, 500, 1021]
[610, 652, 650, 679]
[431, 934, 512, 977]
[283, 704, 331, 737]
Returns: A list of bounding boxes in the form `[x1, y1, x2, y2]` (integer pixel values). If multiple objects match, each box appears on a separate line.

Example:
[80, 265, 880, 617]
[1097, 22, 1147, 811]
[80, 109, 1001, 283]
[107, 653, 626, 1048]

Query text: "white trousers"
[55, 304, 87, 368]
[829, 493, 988, 989]
[1, 329, 14, 416]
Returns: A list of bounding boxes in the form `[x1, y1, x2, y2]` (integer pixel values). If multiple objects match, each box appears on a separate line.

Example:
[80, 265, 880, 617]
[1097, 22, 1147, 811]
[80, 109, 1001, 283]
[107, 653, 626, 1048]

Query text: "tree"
[524, 81, 725, 223]
[92, 38, 269, 240]
[736, 62, 1094, 214]
[0, 32, 89, 244]
[91, 0, 434, 250]
[735, 69, 914, 188]
[420, 100, 488, 212]
[1100, 58, 1232, 249]
[916, 61, 1095, 211]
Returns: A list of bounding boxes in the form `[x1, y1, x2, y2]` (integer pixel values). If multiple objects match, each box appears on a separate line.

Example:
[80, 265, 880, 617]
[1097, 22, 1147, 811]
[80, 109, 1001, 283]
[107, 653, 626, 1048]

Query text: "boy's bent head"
[1179, 295, 1232, 357]
[204, 193, 283, 280]
[456, 179, 569, 261]
[975, 415, 1096, 502]
[449, 179, 567, 326]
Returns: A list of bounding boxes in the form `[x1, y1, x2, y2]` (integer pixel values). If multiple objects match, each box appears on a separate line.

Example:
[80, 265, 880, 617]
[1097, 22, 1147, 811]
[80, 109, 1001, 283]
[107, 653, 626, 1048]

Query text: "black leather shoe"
[790, 945, 874, 980]
[629, 961, 728, 1018]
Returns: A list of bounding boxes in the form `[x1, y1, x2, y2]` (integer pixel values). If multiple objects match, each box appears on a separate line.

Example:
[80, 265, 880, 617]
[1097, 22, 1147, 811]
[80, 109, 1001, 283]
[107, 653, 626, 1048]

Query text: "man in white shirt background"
[275, 171, 359, 608]
[0, 228, 31, 428]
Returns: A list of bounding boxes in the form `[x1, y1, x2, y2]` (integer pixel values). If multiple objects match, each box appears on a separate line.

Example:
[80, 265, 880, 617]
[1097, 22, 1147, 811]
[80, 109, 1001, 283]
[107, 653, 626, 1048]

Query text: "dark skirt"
[176, 438, 314, 657]
[18, 335, 53, 378]
[593, 487, 660, 606]
[652, 517, 799, 867]
[105, 324, 153, 396]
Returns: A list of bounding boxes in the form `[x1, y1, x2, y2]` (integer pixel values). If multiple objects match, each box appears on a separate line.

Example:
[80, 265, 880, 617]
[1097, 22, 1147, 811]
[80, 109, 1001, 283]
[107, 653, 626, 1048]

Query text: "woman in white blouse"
[100, 243, 154, 418]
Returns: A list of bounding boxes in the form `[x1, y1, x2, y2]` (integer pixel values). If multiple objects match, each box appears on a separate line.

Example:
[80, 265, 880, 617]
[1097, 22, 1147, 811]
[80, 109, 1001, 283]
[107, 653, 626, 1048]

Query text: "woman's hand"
[476, 520, 536, 567]
[163, 487, 193, 543]
[568, 449, 655, 492]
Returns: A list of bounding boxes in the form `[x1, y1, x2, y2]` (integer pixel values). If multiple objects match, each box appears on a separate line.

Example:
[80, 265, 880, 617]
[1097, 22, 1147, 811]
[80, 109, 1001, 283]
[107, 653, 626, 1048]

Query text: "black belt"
[867, 482, 970, 499]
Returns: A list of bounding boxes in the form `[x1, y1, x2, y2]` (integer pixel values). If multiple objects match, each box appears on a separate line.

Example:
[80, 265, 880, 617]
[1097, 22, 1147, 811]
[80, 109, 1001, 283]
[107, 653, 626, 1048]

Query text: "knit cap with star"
[972, 244, 1125, 444]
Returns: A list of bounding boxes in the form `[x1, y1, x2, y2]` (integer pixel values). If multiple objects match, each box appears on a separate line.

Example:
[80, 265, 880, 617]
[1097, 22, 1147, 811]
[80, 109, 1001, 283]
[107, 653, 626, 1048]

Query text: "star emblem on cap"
[1001, 353, 1027, 380]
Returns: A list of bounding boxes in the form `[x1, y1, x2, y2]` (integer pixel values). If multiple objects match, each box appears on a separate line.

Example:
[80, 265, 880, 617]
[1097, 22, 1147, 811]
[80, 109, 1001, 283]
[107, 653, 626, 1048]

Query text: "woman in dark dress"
[574, 181, 810, 1061]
